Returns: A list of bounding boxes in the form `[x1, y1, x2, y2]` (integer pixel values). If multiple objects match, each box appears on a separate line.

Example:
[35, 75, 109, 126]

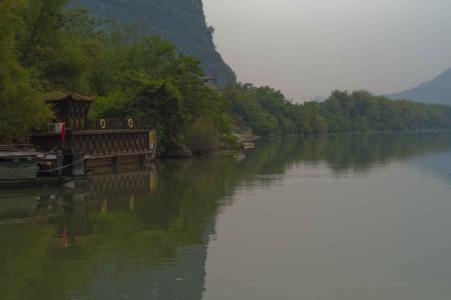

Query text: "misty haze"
[1, 1, 451, 299]
[205, 0, 451, 101]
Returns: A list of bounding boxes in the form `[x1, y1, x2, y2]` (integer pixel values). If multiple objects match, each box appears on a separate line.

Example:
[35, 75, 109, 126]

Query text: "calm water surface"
[1, 133, 451, 299]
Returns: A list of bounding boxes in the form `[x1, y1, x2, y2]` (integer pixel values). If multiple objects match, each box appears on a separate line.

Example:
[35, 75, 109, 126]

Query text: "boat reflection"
[1, 132, 451, 300]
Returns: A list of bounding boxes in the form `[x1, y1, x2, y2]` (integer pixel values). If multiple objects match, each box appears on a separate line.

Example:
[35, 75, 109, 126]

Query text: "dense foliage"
[0, 0, 52, 142]
[87, 36, 233, 154]
[0, 0, 233, 153]
[225, 85, 451, 138]
[1, 0, 451, 150]
[224, 84, 316, 137]
[322, 90, 451, 132]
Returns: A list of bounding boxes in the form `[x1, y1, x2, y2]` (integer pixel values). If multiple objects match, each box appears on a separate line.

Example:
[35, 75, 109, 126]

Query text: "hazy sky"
[203, 0, 451, 101]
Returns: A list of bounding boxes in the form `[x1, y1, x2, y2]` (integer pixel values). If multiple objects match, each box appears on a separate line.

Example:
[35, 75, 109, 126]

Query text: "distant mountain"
[388, 69, 451, 105]
[79, 0, 236, 86]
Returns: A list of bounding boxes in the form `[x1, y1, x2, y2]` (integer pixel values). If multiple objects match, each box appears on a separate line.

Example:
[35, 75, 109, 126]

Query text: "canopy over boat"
[0, 151, 40, 159]
[0, 146, 61, 184]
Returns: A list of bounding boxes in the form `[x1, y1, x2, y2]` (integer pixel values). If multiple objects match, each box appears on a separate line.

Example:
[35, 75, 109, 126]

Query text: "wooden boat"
[0, 145, 68, 189]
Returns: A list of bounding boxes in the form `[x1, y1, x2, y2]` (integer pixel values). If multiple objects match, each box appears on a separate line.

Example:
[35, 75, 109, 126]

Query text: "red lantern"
[60, 122, 66, 141]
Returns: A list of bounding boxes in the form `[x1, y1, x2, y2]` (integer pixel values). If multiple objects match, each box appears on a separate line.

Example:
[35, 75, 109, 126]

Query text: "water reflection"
[0, 132, 450, 299]
[251, 132, 451, 175]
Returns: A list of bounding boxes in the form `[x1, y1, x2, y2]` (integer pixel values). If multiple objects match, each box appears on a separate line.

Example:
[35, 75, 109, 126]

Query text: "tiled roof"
[45, 91, 95, 102]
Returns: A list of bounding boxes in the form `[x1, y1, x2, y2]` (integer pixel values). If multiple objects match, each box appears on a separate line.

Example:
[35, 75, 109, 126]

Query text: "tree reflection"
[0, 132, 450, 299]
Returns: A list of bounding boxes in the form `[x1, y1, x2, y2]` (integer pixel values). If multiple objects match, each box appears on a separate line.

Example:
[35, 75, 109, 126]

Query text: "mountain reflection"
[0, 132, 450, 300]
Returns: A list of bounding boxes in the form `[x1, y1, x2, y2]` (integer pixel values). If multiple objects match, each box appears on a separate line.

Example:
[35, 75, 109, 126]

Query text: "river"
[1, 132, 451, 299]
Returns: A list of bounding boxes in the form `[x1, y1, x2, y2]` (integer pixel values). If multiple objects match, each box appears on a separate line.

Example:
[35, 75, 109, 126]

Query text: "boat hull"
[0, 177, 69, 189]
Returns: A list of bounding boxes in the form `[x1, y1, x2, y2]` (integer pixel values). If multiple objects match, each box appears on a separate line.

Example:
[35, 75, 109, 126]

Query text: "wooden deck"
[29, 92, 157, 176]
[31, 128, 157, 176]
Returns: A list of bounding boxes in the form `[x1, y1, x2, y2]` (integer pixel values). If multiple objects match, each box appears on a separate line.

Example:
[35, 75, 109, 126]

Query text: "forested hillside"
[2, 0, 451, 154]
[388, 69, 451, 105]
[78, 0, 236, 86]
[0, 0, 234, 153]
[226, 85, 451, 137]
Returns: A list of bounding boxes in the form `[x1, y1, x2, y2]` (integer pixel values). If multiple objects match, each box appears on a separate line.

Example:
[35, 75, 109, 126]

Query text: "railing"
[86, 119, 147, 130]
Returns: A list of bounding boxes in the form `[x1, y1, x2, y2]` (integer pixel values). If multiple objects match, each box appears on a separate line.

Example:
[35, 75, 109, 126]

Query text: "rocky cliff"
[80, 0, 236, 86]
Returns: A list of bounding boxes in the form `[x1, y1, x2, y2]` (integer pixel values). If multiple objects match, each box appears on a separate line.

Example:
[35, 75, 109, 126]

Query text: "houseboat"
[0, 145, 66, 188]
[30, 91, 157, 176]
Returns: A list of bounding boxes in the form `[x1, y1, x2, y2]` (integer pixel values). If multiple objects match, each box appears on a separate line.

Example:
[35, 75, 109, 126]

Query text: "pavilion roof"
[45, 91, 95, 102]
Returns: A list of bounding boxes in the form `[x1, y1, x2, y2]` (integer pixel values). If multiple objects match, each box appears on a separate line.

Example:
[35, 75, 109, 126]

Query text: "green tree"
[0, 0, 51, 142]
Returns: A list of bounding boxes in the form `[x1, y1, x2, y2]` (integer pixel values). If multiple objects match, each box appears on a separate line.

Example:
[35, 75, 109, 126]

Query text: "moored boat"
[0, 145, 68, 188]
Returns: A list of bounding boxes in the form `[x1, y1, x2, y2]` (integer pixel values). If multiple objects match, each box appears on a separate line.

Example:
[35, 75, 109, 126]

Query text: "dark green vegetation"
[321, 90, 451, 132]
[388, 68, 451, 105]
[0, 0, 233, 154]
[78, 0, 236, 86]
[0, 0, 52, 142]
[1, 0, 451, 151]
[226, 85, 451, 137]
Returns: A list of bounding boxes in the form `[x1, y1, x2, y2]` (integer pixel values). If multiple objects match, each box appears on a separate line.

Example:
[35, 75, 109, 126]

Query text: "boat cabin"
[45, 91, 94, 130]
